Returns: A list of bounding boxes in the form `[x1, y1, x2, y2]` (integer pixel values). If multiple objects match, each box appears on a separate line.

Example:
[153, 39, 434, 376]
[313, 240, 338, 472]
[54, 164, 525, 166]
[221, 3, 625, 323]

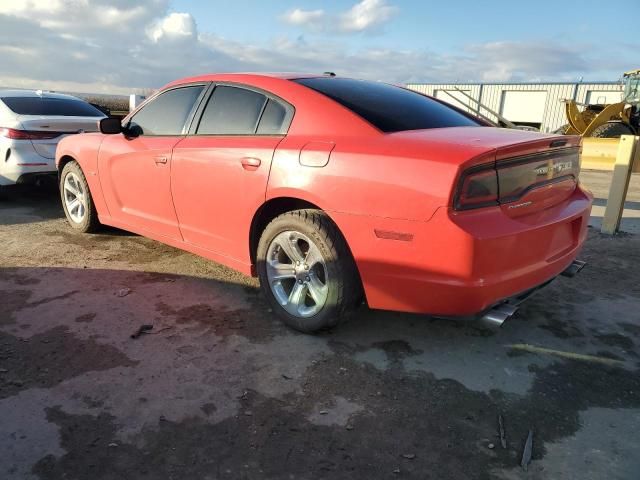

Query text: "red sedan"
[55, 73, 592, 332]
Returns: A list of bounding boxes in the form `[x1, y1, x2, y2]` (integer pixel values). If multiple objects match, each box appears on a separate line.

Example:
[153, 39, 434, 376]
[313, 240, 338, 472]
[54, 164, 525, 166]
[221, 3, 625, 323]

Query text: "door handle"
[154, 156, 168, 165]
[240, 157, 261, 171]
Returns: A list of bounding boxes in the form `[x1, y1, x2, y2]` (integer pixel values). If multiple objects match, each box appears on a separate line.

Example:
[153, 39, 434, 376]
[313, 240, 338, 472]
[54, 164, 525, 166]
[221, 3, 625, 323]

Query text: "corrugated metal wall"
[407, 82, 623, 133]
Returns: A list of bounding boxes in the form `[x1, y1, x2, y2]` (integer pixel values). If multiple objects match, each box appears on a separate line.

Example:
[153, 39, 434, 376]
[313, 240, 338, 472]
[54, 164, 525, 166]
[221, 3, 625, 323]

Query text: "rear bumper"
[332, 186, 592, 317]
[475, 258, 586, 328]
[0, 141, 56, 186]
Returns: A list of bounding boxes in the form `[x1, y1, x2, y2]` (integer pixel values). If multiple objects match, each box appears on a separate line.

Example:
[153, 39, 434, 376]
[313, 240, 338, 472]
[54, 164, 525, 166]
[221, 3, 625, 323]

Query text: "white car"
[0, 90, 106, 186]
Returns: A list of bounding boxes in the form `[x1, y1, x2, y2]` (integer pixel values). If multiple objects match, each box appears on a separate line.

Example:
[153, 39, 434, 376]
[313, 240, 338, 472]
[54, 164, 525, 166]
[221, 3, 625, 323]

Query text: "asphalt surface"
[1, 173, 639, 480]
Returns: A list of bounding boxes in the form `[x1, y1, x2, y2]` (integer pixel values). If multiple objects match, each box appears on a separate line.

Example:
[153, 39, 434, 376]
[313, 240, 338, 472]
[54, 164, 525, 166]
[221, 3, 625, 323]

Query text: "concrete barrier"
[581, 137, 640, 173]
[600, 135, 640, 234]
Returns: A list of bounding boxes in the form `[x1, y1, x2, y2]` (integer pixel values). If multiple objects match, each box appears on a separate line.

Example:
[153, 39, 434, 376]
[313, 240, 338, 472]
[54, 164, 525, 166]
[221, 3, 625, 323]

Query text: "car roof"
[162, 72, 326, 90]
[175, 72, 321, 82]
[0, 89, 84, 101]
[151, 72, 381, 138]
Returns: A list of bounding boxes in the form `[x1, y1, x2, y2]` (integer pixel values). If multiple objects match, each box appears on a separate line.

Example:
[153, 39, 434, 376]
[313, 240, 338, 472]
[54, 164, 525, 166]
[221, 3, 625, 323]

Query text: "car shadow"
[0, 262, 535, 360]
[0, 182, 63, 225]
[0, 264, 474, 338]
[0, 183, 135, 236]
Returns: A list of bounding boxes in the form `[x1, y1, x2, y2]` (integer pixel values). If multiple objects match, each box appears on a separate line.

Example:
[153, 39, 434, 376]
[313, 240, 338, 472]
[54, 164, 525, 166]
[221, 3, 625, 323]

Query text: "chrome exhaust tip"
[479, 303, 518, 329]
[561, 259, 586, 278]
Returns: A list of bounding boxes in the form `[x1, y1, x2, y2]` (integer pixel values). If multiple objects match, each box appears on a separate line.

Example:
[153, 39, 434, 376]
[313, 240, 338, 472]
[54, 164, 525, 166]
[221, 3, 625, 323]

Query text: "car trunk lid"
[494, 136, 581, 216]
[17, 115, 103, 159]
[392, 127, 582, 214]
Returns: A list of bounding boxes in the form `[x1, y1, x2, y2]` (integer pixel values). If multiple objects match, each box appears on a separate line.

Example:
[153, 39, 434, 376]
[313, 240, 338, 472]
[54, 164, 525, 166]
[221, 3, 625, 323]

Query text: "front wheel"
[590, 122, 635, 138]
[256, 209, 361, 333]
[60, 161, 100, 233]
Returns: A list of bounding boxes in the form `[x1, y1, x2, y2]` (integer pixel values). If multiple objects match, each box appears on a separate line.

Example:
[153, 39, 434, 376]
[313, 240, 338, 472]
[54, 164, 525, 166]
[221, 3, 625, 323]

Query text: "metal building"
[406, 81, 623, 133]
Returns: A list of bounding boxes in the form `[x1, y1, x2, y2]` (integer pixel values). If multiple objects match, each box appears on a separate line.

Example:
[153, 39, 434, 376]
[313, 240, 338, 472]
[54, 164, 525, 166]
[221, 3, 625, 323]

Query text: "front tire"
[590, 122, 635, 138]
[256, 209, 361, 333]
[60, 161, 100, 233]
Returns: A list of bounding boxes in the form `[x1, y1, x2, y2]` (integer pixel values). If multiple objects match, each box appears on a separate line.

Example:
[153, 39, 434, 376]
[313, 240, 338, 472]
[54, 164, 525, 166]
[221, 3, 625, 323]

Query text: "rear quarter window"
[1, 97, 104, 117]
[293, 77, 481, 133]
[256, 99, 288, 135]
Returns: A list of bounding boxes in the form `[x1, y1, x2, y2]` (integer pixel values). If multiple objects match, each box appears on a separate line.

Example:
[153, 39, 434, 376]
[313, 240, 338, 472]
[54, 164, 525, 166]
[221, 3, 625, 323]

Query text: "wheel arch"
[57, 152, 110, 220]
[250, 198, 365, 328]
[248, 197, 360, 284]
[57, 155, 77, 176]
[249, 197, 321, 266]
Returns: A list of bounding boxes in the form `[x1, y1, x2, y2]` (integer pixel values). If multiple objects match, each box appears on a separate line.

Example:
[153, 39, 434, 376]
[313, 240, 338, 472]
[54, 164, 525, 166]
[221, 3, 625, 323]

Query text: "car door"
[171, 84, 293, 261]
[98, 84, 207, 239]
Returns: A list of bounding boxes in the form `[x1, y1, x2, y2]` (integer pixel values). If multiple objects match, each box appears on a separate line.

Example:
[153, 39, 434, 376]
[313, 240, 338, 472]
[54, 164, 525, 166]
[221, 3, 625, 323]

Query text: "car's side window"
[128, 86, 205, 136]
[256, 100, 288, 135]
[196, 86, 267, 135]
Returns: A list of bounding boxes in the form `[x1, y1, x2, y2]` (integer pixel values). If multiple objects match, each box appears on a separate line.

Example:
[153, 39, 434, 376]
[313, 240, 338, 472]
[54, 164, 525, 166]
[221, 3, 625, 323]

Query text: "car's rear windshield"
[293, 77, 482, 133]
[0, 96, 104, 117]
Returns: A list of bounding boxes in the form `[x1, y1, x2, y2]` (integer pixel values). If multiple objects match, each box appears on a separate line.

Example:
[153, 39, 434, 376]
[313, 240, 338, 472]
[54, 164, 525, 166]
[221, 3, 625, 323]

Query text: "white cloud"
[282, 0, 397, 33]
[0, 0, 631, 94]
[281, 8, 325, 27]
[147, 12, 197, 43]
[0, 0, 65, 15]
[461, 42, 590, 82]
[339, 0, 398, 32]
[0, 0, 163, 32]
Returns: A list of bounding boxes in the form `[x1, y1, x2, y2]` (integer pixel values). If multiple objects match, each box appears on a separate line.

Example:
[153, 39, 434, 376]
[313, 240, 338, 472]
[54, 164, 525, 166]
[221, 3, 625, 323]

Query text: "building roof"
[406, 81, 621, 86]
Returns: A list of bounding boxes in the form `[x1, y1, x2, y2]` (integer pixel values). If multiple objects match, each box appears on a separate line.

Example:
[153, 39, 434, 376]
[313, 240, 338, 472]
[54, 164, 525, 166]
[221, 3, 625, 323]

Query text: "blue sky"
[0, 0, 636, 92]
[173, 0, 615, 53]
[170, 0, 635, 80]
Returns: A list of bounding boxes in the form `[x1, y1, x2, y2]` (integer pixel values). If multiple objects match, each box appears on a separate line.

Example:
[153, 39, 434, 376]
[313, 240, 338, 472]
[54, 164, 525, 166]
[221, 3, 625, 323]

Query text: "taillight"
[0, 127, 63, 140]
[454, 165, 499, 210]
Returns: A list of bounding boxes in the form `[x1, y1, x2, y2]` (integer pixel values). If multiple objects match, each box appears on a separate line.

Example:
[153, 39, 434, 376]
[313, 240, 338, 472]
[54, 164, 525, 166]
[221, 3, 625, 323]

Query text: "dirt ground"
[1, 174, 639, 480]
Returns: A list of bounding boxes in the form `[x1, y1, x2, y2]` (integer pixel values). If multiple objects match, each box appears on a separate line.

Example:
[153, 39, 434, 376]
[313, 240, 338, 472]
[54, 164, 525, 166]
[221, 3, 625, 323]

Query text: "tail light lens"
[0, 127, 63, 140]
[454, 147, 580, 211]
[454, 165, 499, 210]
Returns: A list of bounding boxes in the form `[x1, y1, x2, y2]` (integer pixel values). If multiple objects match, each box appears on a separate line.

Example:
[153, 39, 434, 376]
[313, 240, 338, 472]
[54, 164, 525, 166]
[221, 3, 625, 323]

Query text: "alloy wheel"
[265, 230, 329, 318]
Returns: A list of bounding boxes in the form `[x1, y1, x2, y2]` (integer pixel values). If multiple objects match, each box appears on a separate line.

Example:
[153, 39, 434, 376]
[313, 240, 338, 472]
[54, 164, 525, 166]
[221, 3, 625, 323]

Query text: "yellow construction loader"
[558, 69, 640, 138]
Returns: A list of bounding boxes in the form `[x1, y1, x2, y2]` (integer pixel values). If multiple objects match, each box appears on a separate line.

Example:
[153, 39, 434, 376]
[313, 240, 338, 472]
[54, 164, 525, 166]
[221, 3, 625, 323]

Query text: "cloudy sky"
[0, 0, 636, 94]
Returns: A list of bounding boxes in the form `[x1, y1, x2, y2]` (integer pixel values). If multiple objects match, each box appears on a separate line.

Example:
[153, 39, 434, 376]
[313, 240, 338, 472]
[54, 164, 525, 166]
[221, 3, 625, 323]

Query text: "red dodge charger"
[55, 73, 592, 332]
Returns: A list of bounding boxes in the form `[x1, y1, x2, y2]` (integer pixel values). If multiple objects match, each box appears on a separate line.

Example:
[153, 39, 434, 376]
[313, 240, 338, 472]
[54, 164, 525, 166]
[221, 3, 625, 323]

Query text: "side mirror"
[124, 123, 143, 138]
[99, 117, 122, 135]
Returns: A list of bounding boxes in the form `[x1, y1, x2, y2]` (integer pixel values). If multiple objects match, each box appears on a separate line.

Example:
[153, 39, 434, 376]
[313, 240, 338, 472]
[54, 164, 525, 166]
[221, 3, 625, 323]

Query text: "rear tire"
[256, 209, 361, 333]
[60, 161, 100, 233]
[590, 122, 635, 138]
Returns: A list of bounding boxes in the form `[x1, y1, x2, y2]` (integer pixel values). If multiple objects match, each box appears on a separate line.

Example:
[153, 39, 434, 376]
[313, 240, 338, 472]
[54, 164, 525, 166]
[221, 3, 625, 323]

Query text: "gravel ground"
[1, 174, 639, 480]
